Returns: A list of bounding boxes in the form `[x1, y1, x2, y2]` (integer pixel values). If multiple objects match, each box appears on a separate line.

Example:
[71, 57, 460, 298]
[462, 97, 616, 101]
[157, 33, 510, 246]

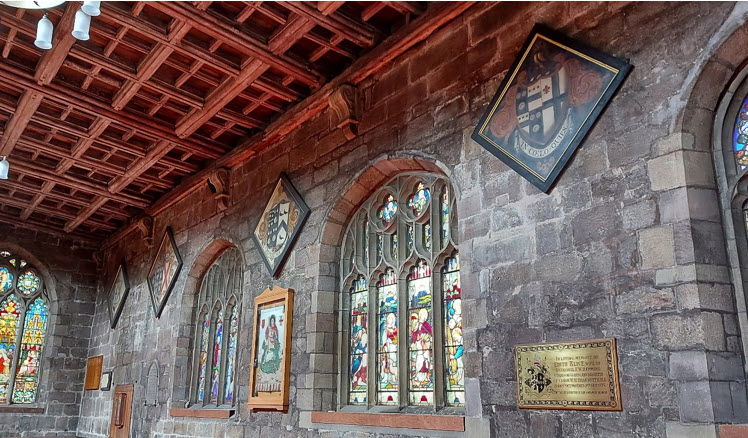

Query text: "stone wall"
[0, 225, 98, 438]
[67, 2, 748, 438]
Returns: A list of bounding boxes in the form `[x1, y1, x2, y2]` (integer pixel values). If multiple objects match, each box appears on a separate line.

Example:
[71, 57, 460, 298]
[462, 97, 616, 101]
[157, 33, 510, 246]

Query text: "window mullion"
[432, 272, 445, 410]
[366, 282, 375, 409]
[398, 269, 407, 409]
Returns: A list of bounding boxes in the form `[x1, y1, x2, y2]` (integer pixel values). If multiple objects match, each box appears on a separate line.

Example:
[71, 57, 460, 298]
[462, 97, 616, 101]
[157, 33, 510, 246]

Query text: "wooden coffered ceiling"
[0, 1, 473, 243]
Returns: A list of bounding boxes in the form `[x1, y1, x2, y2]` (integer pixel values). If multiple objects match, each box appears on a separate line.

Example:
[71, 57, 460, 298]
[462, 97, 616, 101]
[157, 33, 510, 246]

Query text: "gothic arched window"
[0, 250, 49, 405]
[190, 247, 242, 407]
[340, 173, 463, 410]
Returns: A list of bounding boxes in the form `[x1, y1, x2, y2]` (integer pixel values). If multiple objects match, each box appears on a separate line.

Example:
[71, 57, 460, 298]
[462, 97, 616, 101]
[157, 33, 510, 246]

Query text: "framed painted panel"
[106, 263, 130, 329]
[100, 371, 112, 391]
[147, 227, 183, 318]
[472, 24, 631, 193]
[84, 355, 103, 390]
[248, 286, 294, 411]
[252, 174, 310, 278]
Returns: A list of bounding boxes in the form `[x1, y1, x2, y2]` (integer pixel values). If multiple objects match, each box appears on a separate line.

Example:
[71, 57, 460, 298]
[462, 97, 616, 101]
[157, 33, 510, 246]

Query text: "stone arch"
[170, 237, 245, 406]
[671, 10, 748, 388]
[0, 241, 59, 407]
[304, 155, 455, 412]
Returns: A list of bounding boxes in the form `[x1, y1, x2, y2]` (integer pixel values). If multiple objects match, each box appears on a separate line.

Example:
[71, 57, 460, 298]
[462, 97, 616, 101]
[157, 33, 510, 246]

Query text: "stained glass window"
[734, 97, 748, 170]
[191, 247, 242, 407]
[349, 275, 368, 404]
[340, 174, 459, 410]
[442, 254, 464, 406]
[377, 269, 398, 405]
[0, 250, 49, 405]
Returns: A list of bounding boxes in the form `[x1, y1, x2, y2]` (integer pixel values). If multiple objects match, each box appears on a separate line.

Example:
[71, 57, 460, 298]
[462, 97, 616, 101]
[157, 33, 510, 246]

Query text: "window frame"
[338, 172, 463, 414]
[0, 250, 49, 406]
[188, 247, 242, 409]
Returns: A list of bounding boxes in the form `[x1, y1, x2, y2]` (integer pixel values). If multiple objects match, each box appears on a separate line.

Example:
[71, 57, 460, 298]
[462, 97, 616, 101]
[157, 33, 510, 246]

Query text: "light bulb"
[72, 9, 90, 41]
[34, 15, 53, 50]
[81, 1, 100, 17]
[0, 157, 9, 180]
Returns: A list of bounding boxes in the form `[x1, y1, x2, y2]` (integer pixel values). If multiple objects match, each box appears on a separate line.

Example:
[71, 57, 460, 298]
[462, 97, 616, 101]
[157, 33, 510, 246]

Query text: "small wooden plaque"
[515, 337, 622, 411]
[248, 286, 293, 412]
[84, 355, 104, 390]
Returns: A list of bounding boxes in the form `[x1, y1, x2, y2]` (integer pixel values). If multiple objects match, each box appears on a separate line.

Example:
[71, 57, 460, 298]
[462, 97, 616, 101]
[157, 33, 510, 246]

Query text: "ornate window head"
[340, 173, 463, 410]
[0, 250, 49, 405]
[190, 247, 242, 407]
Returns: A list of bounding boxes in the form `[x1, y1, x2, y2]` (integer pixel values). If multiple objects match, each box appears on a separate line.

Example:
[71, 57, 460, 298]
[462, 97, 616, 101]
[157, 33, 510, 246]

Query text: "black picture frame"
[252, 174, 310, 278]
[472, 24, 632, 193]
[146, 227, 183, 318]
[106, 262, 130, 329]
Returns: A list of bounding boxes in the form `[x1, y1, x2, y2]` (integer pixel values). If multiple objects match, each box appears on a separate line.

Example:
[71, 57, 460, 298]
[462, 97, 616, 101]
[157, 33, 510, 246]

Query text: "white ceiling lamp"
[80, 0, 99, 16]
[34, 13, 52, 49]
[72, 8, 89, 40]
[0, 1, 100, 50]
[0, 157, 9, 180]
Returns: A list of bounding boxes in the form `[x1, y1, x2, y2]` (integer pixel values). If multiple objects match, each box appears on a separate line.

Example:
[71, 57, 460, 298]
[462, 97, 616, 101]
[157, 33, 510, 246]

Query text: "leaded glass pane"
[196, 312, 210, 403]
[735, 97, 748, 170]
[408, 183, 431, 216]
[441, 187, 450, 242]
[443, 254, 464, 406]
[0, 295, 20, 403]
[16, 271, 40, 296]
[407, 260, 433, 406]
[210, 309, 223, 404]
[12, 298, 47, 403]
[0, 267, 14, 292]
[377, 269, 398, 405]
[349, 276, 368, 404]
[224, 306, 238, 405]
[378, 195, 398, 227]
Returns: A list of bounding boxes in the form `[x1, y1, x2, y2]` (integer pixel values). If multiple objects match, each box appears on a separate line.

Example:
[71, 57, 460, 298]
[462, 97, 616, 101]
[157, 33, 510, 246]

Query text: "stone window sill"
[169, 408, 234, 419]
[311, 411, 464, 432]
[0, 406, 45, 414]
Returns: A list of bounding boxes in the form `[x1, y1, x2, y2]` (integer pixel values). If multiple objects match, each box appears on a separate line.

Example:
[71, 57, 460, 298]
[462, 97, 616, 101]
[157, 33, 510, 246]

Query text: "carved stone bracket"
[329, 83, 360, 141]
[134, 216, 154, 248]
[207, 167, 231, 212]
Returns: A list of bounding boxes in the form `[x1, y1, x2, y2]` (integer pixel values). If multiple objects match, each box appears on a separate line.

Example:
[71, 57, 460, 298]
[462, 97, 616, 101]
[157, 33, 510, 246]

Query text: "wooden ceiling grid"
[0, 1, 466, 243]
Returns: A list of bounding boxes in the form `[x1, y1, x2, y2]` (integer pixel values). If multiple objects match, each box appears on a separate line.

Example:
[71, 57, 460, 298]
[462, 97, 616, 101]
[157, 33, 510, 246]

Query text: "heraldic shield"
[252, 174, 310, 277]
[472, 24, 631, 193]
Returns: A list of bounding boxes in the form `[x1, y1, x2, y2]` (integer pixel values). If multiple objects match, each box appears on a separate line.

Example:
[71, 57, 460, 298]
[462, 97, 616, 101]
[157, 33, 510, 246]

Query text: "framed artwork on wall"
[252, 174, 310, 277]
[472, 24, 632, 193]
[100, 371, 112, 391]
[84, 355, 103, 390]
[146, 227, 183, 318]
[106, 263, 130, 329]
[248, 286, 294, 411]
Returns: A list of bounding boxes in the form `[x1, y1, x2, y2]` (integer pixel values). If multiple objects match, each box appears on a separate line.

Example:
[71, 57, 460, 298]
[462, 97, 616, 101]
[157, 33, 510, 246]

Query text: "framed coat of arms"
[146, 227, 183, 318]
[252, 174, 310, 277]
[472, 25, 631, 192]
[106, 262, 130, 329]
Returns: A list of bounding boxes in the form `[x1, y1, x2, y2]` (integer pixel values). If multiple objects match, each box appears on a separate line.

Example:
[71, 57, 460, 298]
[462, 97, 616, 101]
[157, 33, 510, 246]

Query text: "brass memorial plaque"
[515, 338, 622, 411]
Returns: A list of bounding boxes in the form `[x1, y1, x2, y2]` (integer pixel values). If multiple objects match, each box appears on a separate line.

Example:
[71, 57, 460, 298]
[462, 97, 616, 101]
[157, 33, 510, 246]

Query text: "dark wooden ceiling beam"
[11, 160, 150, 208]
[1, 178, 128, 219]
[108, 140, 173, 194]
[150, 2, 322, 87]
[317, 1, 346, 16]
[64, 195, 109, 233]
[139, 1, 476, 220]
[0, 209, 100, 243]
[0, 192, 116, 232]
[0, 61, 227, 159]
[361, 2, 387, 22]
[0, 90, 43, 157]
[281, 1, 377, 47]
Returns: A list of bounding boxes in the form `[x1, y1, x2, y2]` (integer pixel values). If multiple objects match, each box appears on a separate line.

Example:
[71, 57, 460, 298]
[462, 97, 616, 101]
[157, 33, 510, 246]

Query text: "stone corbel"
[134, 216, 154, 248]
[329, 83, 360, 141]
[207, 167, 231, 212]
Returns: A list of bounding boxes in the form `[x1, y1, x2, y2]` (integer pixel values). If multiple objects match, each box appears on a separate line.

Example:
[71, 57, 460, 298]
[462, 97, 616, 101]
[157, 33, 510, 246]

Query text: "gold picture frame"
[248, 286, 294, 411]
